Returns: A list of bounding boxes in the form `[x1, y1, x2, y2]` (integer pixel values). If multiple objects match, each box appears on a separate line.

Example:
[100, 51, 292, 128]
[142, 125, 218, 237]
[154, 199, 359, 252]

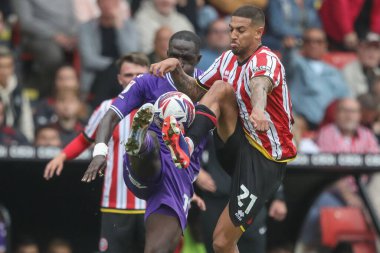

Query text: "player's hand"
[44, 153, 67, 180]
[150, 58, 181, 77]
[269, 200, 287, 221]
[196, 169, 216, 192]
[81, 155, 107, 183]
[191, 193, 206, 211]
[250, 108, 269, 132]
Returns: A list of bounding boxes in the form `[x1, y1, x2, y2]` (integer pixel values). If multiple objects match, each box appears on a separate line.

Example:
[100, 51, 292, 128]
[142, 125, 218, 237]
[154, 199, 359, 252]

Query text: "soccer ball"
[153, 91, 195, 129]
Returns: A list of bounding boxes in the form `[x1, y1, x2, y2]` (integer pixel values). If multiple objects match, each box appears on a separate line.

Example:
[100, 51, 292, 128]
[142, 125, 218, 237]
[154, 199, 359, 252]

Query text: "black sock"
[187, 104, 217, 147]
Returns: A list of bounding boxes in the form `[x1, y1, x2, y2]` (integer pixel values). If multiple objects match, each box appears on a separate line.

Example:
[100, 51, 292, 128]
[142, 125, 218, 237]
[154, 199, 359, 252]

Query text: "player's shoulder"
[256, 46, 280, 59]
[94, 98, 114, 113]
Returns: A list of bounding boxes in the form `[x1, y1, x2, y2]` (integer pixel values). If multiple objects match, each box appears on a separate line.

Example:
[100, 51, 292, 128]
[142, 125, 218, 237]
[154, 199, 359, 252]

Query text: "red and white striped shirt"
[196, 46, 297, 162]
[316, 124, 380, 153]
[85, 99, 146, 212]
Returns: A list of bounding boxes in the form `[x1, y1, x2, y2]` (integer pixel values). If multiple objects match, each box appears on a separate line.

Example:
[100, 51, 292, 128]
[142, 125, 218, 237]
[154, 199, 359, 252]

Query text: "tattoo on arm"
[172, 66, 206, 102]
[95, 110, 121, 144]
[249, 77, 273, 111]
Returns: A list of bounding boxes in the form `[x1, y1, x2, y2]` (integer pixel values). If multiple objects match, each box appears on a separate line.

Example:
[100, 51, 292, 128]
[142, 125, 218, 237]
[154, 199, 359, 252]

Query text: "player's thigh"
[229, 145, 286, 232]
[144, 208, 182, 253]
[212, 204, 243, 253]
[200, 80, 238, 141]
[99, 213, 144, 253]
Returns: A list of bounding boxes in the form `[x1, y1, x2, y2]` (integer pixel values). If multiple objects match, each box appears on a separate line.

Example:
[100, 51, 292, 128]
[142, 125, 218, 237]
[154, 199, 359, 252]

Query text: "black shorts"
[214, 121, 286, 231]
[99, 211, 145, 253]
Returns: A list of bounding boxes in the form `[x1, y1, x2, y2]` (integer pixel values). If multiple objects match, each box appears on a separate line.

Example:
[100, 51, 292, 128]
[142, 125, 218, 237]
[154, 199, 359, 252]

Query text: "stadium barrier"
[1, 145, 379, 252]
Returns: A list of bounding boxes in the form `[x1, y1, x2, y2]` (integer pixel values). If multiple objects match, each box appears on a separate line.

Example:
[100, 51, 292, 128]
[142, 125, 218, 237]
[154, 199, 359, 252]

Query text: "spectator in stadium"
[200, 135, 288, 253]
[0, 11, 11, 48]
[0, 46, 34, 141]
[358, 87, 380, 143]
[263, 0, 321, 51]
[135, 0, 194, 54]
[283, 28, 349, 129]
[51, 90, 83, 146]
[34, 125, 62, 147]
[299, 98, 379, 252]
[0, 1, 12, 20]
[0, 99, 29, 145]
[197, 18, 230, 71]
[148, 26, 173, 64]
[12, 0, 78, 96]
[175, 0, 218, 34]
[14, 237, 39, 253]
[207, 0, 267, 14]
[34, 65, 80, 128]
[79, 0, 139, 106]
[46, 238, 72, 253]
[319, 0, 380, 50]
[342, 34, 380, 97]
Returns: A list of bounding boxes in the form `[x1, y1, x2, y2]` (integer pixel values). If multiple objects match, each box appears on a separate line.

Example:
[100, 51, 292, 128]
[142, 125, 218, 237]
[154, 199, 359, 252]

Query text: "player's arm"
[150, 58, 206, 102]
[81, 110, 121, 182]
[82, 77, 146, 182]
[249, 76, 273, 132]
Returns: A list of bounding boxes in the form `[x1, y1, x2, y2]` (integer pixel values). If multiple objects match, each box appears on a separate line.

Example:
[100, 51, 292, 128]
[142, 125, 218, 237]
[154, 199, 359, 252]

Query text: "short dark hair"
[232, 5, 265, 26]
[116, 52, 150, 71]
[169, 31, 201, 53]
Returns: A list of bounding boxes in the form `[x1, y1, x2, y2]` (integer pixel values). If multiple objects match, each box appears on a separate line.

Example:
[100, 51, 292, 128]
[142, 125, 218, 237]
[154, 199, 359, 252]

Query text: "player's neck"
[237, 43, 262, 64]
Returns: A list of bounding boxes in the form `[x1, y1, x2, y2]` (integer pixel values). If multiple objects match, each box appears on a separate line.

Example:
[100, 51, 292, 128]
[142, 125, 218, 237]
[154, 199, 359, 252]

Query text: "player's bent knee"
[212, 234, 235, 253]
[210, 81, 235, 100]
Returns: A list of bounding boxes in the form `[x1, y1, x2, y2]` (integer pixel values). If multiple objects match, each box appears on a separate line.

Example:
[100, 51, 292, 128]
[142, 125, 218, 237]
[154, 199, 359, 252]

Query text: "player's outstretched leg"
[162, 80, 238, 167]
[126, 103, 161, 179]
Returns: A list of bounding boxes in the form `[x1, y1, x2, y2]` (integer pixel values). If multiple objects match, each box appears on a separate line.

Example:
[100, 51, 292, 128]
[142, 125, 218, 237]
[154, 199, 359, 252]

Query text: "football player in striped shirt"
[81, 31, 207, 253]
[150, 5, 297, 253]
[44, 53, 150, 253]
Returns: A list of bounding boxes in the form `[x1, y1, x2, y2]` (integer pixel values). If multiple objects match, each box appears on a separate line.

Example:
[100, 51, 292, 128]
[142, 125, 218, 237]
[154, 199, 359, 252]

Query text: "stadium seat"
[320, 207, 376, 253]
[322, 52, 357, 69]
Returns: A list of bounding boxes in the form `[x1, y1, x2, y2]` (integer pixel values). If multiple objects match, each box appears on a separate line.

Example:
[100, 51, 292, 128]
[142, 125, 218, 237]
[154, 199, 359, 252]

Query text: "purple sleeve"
[110, 78, 146, 119]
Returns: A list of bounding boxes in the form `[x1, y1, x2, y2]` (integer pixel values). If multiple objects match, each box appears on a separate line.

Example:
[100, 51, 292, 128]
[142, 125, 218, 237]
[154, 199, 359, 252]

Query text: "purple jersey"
[110, 70, 206, 231]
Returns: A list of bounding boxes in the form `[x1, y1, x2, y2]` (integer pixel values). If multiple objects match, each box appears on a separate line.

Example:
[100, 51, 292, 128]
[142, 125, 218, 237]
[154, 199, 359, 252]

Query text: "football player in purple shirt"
[82, 31, 206, 253]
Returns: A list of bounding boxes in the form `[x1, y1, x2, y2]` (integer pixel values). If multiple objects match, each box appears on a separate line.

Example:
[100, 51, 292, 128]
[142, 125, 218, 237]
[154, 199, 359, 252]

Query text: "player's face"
[229, 16, 264, 60]
[168, 39, 201, 76]
[118, 62, 148, 88]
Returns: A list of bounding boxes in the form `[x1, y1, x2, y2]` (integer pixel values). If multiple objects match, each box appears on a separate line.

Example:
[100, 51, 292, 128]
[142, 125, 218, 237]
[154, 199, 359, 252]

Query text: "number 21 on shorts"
[237, 184, 257, 214]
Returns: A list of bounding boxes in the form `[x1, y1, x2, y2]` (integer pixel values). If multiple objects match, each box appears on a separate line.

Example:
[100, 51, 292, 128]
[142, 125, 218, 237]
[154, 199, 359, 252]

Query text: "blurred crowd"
[0, 0, 379, 253]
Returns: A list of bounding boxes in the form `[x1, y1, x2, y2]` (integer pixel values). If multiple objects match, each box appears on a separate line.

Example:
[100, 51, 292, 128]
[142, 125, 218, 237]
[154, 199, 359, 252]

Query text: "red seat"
[320, 207, 376, 252]
[322, 51, 357, 69]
